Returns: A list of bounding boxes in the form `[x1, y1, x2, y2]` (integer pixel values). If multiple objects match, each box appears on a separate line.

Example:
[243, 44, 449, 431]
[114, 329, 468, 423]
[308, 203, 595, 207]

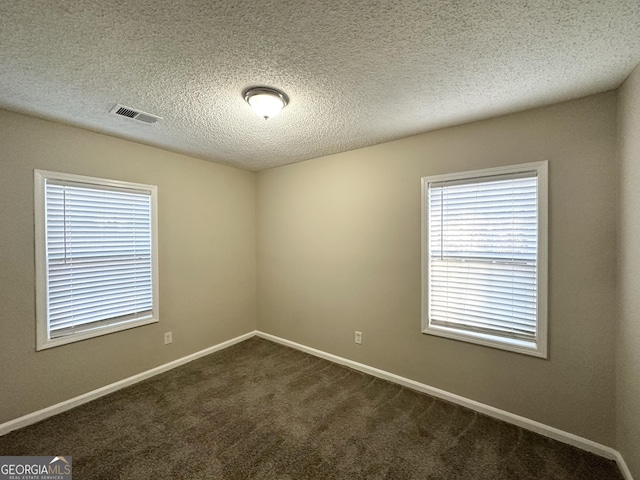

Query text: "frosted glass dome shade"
[244, 87, 289, 119]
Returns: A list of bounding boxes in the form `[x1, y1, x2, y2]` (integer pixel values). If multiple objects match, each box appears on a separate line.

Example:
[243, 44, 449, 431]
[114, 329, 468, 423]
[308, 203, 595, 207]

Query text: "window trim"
[34, 170, 159, 351]
[421, 161, 548, 358]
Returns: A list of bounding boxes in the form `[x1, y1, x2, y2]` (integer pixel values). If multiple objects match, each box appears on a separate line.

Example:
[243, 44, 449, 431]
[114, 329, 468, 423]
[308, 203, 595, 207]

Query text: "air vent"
[110, 104, 162, 124]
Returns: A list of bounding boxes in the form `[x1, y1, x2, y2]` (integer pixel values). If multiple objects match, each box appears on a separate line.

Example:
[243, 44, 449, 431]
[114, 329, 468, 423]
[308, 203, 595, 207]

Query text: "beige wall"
[0, 90, 627, 455]
[257, 92, 618, 446]
[0, 110, 256, 424]
[618, 63, 640, 478]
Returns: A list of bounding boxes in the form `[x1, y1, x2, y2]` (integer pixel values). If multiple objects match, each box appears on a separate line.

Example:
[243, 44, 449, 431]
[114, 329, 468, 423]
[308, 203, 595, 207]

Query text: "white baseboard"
[615, 450, 635, 480]
[0, 330, 257, 437]
[0, 329, 633, 480]
[256, 331, 633, 480]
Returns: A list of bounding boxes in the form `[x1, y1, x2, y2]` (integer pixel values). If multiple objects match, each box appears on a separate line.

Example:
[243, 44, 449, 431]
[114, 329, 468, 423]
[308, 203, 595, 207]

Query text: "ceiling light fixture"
[243, 87, 289, 120]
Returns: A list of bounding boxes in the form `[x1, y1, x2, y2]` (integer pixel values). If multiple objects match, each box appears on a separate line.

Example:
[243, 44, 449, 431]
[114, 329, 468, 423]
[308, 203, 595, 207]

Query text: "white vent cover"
[110, 104, 162, 124]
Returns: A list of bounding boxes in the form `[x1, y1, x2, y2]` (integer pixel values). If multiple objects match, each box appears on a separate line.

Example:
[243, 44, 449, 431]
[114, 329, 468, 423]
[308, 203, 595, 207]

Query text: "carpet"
[0, 337, 623, 479]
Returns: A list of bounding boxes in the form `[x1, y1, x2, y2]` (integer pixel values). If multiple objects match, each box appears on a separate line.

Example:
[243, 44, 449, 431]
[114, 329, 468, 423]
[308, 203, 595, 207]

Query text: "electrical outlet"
[355, 331, 363, 344]
[164, 332, 172, 345]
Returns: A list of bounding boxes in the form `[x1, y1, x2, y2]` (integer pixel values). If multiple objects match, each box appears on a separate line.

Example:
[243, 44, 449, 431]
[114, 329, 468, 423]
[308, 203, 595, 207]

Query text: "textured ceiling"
[0, 1, 639, 170]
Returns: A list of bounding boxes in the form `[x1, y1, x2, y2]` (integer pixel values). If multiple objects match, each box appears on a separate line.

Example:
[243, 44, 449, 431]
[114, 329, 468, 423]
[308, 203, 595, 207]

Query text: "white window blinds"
[41, 176, 156, 343]
[427, 171, 539, 344]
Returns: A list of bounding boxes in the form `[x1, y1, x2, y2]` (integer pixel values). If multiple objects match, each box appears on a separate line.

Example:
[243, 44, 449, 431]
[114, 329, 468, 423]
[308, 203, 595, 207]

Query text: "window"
[421, 161, 547, 357]
[35, 170, 159, 350]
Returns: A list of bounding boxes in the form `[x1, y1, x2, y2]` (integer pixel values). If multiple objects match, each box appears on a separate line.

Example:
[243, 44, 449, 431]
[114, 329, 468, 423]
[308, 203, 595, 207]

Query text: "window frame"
[421, 161, 548, 358]
[34, 170, 159, 351]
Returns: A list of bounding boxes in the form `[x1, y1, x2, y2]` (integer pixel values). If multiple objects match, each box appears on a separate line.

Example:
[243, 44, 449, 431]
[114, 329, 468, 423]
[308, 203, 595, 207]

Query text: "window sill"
[36, 317, 158, 351]
[422, 324, 547, 358]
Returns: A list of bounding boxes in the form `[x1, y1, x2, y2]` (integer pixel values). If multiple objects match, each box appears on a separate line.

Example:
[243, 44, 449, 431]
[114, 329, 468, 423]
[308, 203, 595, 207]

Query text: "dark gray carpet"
[0, 337, 623, 479]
